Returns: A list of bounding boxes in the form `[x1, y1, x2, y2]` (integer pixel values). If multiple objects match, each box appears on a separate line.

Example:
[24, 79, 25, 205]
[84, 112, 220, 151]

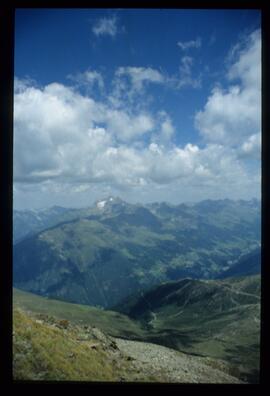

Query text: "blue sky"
[14, 8, 261, 209]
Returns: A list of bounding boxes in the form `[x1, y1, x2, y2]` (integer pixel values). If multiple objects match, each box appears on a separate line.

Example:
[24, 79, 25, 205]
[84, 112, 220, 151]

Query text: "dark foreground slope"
[14, 274, 260, 383]
[13, 198, 261, 307]
[13, 307, 242, 383]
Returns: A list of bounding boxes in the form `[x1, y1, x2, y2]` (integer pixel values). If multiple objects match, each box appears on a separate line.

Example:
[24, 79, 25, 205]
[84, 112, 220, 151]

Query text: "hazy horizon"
[13, 194, 261, 211]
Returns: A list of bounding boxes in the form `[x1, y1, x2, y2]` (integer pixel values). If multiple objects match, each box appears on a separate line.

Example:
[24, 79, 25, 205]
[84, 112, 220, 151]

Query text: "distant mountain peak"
[95, 196, 126, 209]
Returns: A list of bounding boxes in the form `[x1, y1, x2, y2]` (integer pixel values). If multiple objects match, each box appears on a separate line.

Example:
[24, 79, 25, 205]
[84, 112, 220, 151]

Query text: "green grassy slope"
[13, 307, 166, 382]
[13, 307, 119, 381]
[13, 288, 145, 339]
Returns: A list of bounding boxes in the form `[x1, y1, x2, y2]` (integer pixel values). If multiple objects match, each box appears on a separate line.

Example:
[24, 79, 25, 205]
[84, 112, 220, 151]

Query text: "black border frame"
[0, 1, 269, 391]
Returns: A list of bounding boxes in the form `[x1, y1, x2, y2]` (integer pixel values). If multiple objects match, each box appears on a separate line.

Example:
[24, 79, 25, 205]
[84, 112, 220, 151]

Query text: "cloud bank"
[14, 29, 261, 206]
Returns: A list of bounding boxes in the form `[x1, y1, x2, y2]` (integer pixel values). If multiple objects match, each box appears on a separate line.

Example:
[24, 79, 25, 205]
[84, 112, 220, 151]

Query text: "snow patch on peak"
[97, 200, 107, 209]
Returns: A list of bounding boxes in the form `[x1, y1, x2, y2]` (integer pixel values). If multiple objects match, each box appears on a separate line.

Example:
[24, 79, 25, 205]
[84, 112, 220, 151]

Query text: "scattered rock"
[57, 319, 69, 329]
[37, 314, 49, 321]
[110, 341, 118, 350]
[88, 342, 100, 350]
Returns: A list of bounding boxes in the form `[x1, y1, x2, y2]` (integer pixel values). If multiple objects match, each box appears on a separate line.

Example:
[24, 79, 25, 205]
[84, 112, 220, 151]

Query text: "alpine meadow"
[13, 8, 261, 384]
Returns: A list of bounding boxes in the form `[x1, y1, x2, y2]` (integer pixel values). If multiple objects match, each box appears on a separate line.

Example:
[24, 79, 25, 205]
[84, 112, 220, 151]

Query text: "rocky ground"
[114, 338, 244, 383]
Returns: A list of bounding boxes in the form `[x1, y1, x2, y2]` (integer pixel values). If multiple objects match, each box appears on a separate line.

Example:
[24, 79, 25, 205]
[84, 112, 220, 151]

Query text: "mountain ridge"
[13, 198, 261, 307]
[13, 197, 260, 242]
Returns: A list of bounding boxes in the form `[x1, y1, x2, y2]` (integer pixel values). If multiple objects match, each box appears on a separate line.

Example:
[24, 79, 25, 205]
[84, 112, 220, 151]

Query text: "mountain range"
[13, 197, 261, 308]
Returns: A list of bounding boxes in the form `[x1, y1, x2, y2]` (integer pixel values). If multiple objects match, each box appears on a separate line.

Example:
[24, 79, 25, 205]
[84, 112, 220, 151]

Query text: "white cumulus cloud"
[105, 109, 154, 142]
[13, 79, 210, 189]
[240, 133, 261, 159]
[14, 80, 159, 186]
[67, 69, 104, 92]
[195, 29, 261, 154]
[14, 74, 260, 201]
